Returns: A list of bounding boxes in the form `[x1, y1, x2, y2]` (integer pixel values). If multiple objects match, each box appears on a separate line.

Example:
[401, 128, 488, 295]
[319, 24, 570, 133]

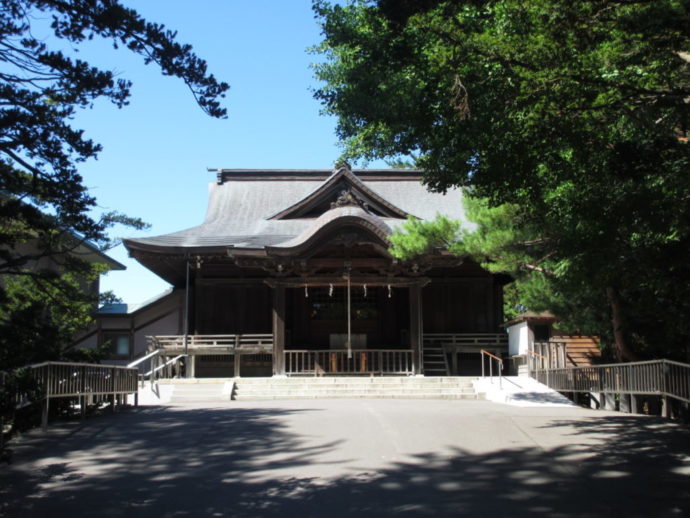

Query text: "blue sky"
[69, 0, 381, 303]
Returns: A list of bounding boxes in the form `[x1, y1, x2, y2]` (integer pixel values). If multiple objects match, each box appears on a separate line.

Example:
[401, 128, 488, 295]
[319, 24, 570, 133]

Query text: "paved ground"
[1, 399, 689, 517]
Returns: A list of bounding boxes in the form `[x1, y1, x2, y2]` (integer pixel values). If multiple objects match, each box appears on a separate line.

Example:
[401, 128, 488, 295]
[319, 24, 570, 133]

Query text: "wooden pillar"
[234, 352, 241, 378]
[41, 398, 49, 431]
[272, 286, 286, 376]
[630, 394, 639, 414]
[409, 285, 423, 375]
[188, 355, 195, 378]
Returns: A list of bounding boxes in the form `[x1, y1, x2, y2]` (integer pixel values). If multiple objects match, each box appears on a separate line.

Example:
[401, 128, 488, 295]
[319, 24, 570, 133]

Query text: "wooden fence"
[532, 359, 690, 415]
[2, 362, 139, 430]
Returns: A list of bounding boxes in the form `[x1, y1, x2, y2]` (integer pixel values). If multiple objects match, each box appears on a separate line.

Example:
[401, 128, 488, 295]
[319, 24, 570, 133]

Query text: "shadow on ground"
[1, 406, 688, 518]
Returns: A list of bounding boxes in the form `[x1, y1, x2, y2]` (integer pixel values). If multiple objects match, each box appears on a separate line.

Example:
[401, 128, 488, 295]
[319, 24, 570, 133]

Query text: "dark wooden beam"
[409, 285, 423, 375]
[272, 286, 286, 376]
[265, 276, 430, 288]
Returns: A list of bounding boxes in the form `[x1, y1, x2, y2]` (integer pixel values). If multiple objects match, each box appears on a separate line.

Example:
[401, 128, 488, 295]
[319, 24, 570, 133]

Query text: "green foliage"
[389, 215, 460, 259]
[1, 1, 227, 272]
[315, 0, 690, 360]
[0, 1, 228, 368]
[0, 368, 41, 439]
[0, 266, 111, 370]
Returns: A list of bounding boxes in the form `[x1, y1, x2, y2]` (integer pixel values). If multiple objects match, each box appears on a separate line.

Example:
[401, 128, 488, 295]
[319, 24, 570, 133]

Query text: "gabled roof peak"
[268, 166, 413, 220]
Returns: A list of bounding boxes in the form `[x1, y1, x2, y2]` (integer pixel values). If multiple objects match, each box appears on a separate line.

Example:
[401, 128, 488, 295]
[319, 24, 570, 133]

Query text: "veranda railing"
[285, 349, 414, 376]
[147, 334, 273, 353]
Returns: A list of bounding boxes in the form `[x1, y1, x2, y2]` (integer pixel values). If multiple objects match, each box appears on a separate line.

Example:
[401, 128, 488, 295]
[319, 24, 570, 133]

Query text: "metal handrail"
[144, 354, 186, 378]
[127, 349, 160, 369]
[480, 349, 503, 389]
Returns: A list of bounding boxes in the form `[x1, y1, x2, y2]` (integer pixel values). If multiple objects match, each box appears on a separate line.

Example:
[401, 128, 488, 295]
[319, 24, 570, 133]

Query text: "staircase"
[159, 379, 230, 404]
[423, 343, 450, 376]
[232, 376, 478, 400]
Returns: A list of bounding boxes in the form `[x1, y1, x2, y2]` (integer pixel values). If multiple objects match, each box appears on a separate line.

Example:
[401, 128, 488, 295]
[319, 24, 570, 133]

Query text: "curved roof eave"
[265, 206, 393, 257]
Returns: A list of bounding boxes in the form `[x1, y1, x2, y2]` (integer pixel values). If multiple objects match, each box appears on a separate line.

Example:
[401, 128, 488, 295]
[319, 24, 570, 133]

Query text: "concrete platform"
[1, 399, 689, 517]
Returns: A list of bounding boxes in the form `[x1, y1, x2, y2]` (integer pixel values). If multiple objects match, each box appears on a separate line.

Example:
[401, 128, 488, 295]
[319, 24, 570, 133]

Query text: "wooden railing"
[2, 362, 139, 430]
[532, 341, 567, 369]
[147, 334, 273, 354]
[423, 333, 508, 349]
[480, 349, 504, 389]
[423, 333, 507, 375]
[285, 350, 414, 376]
[532, 359, 690, 415]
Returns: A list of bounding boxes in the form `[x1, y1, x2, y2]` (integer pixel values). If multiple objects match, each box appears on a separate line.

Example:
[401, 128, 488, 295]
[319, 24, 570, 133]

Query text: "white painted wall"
[133, 310, 180, 357]
[507, 321, 530, 355]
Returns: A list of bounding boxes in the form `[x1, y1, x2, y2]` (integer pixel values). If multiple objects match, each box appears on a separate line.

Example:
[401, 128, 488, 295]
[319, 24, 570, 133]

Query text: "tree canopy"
[314, 0, 690, 361]
[0, 0, 229, 368]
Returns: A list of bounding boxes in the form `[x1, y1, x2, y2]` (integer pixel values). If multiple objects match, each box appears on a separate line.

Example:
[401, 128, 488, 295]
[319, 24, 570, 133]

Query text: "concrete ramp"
[474, 376, 576, 407]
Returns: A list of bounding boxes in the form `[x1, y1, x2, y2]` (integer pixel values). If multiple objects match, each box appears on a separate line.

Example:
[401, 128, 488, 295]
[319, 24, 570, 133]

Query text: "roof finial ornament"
[334, 159, 351, 172]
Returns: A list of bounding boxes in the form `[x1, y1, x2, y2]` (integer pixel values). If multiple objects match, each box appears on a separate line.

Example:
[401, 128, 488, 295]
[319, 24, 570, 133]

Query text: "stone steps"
[168, 383, 229, 403]
[231, 380, 472, 390]
[235, 376, 470, 386]
[159, 377, 480, 403]
[233, 393, 480, 400]
[233, 376, 479, 401]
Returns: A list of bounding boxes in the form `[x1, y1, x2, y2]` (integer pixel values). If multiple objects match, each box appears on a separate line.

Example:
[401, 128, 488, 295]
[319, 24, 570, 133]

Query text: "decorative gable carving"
[330, 188, 370, 212]
[268, 166, 411, 220]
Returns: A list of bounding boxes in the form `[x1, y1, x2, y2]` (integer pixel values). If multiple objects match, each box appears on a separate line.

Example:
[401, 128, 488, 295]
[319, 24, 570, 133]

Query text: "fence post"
[41, 397, 49, 431]
[234, 335, 241, 378]
[661, 361, 671, 418]
[80, 365, 87, 419]
[110, 367, 117, 413]
[41, 367, 51, 431]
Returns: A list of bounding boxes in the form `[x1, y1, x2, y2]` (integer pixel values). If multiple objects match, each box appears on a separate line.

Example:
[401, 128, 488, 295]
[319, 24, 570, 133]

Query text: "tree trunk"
[606, 286, 639, 362]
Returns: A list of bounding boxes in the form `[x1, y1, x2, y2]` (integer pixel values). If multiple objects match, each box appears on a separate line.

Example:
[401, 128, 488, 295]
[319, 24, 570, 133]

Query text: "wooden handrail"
[21, 360, 136, 370]
[526, 349, 547, 360]
[480, 349, 503, 363]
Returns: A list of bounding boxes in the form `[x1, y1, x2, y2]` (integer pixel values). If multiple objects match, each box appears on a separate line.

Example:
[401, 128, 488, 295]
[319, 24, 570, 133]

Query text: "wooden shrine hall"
[120, 166, 509, 377]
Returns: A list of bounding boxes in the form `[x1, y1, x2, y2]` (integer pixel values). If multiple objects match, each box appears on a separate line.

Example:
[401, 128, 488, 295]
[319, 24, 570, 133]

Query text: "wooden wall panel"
[196, 284, 271, 334]
[422, 280, 500, 333]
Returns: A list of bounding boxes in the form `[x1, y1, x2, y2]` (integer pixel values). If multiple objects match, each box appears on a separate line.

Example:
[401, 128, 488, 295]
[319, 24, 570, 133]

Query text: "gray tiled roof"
[98, 288, 174, 314]
[124, 170, 471, 252]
